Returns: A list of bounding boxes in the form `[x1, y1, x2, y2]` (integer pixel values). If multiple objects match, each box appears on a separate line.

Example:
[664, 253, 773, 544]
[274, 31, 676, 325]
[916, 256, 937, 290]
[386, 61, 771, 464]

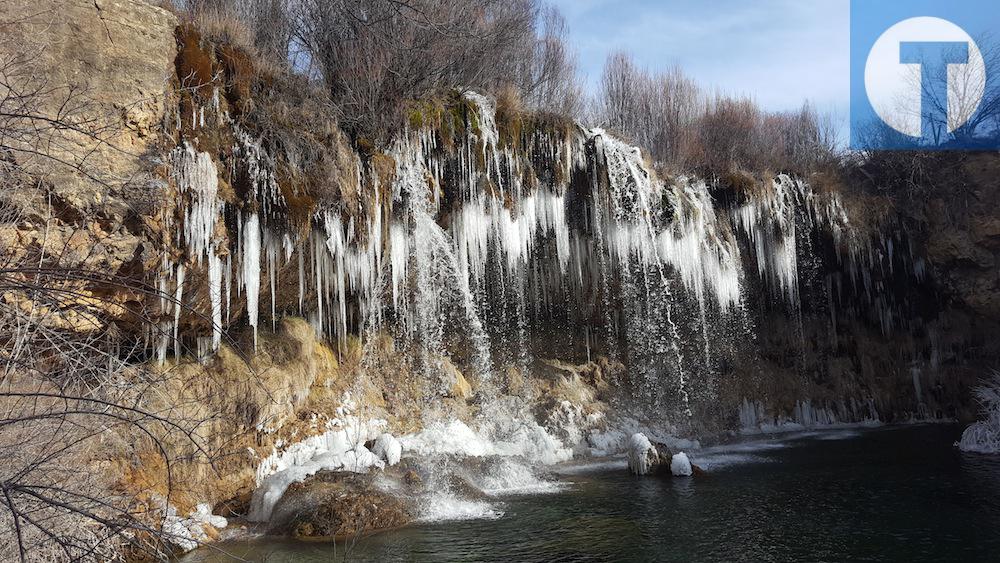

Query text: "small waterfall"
[158, 89, 907, 427]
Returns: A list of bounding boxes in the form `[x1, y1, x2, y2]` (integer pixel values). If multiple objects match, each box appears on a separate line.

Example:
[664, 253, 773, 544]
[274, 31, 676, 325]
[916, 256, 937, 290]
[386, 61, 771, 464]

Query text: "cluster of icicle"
[737, 397, 882, 433]
[156, 89, 875, 414]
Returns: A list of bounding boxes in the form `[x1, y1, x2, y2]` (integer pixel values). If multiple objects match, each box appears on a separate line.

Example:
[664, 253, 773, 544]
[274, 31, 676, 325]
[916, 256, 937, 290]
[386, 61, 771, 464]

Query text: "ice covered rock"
[671, 452, 693, 476]
[627, 433, 660, 475]
[401, 420, 495, 457]
[626, 432, 696, 477]
[957, 375, 1000, 454]
[400, 418, 573, 465]
[373, 433, 403, 466]
[155, 498, 228, 553]
[248, 418, 388, 522]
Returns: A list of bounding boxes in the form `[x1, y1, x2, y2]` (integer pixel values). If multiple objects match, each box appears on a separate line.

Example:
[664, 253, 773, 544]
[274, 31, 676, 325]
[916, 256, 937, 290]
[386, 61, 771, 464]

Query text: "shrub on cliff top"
[178, 0, 583, 145]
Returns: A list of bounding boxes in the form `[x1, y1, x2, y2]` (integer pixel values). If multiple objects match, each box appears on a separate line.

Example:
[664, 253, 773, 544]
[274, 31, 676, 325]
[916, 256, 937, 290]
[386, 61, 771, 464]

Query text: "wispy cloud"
[551, 0, 849, 113]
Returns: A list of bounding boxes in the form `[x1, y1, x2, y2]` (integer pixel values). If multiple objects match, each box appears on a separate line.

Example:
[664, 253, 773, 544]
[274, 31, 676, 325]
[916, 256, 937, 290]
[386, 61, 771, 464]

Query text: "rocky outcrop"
[3, 0, 176, 201]
[626, 433, 673, 476]
[1, 0, 177, 332]
[921, 154, 1000, 320]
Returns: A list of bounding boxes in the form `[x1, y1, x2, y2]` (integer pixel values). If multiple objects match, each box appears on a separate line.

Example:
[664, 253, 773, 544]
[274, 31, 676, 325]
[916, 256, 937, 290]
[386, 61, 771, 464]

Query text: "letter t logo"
[899, 41, 969, 142]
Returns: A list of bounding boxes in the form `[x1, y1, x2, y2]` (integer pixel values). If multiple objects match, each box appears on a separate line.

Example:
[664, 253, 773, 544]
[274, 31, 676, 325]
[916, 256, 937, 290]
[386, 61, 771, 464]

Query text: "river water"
[185, 424, 1000, 562]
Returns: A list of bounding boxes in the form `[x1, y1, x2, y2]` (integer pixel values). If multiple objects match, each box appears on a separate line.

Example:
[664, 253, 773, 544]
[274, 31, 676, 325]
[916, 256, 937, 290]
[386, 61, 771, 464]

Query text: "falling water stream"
[156, 90, 950, 558]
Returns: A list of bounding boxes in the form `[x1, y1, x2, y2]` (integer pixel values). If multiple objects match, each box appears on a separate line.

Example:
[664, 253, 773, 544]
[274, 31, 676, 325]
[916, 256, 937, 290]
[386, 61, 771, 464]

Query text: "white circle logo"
[865, 16, 986, 138]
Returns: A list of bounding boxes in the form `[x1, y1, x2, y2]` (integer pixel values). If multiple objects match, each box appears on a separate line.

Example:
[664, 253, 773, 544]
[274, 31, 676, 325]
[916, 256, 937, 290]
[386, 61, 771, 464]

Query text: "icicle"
[243, 213, 262, 348]
[208, 248, 223, 350]
[225, 253, 232, 325]
[297, 249, 305, 314]
[173, 264, 185, 360]
[170, 143, 226, 352]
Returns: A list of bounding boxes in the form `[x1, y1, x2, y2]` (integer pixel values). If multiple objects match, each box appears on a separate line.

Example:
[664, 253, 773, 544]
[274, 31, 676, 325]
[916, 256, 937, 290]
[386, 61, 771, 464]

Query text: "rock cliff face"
[919, 154, 1000, 319]
[4, 0, 995, 424]
[2, 0, 177, 331]
[3, 0, 999, 546]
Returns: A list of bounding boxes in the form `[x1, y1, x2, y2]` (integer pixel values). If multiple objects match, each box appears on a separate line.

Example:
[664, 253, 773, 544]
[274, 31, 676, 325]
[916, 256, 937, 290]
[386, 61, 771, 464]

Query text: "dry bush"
[250, 76, 361, 218]
[0, 176, 234, 559]
[183, 0, 292, 68]
[183, 0, 583, 143]
[291, 0, 537, 142]
[594, 51, 703, 167]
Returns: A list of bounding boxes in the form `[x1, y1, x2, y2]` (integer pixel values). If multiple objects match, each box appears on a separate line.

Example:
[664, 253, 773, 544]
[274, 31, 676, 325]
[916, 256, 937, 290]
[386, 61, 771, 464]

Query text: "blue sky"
[550, 0, 850, 116]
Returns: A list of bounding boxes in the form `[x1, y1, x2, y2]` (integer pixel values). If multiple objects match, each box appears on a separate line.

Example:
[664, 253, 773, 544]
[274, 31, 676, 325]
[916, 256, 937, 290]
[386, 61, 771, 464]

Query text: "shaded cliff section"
[2, 0, 998, 434]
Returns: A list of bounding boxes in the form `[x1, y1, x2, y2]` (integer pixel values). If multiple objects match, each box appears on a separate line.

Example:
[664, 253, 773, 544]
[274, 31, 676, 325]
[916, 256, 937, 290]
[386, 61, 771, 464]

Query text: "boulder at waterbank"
[268, 471, 412, 539]
[627, 433, 674, 476]
[626, 433, 701, 477]
[671, 452, 693, 476]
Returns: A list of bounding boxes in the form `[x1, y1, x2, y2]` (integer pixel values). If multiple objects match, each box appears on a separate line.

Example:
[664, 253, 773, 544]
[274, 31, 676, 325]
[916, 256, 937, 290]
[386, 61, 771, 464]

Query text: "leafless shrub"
[181, 0, 583, 142]
[515, 5, 584, 117]
[593, 51, 838, 178]
[183, 0, 292, 67]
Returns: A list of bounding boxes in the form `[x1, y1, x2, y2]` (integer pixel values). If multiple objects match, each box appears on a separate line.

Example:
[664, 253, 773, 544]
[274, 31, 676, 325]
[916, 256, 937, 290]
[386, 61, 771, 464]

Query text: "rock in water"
[628, 433, 693, 477]
[671, 452, 693, 477]
[627, 433, 658, 475]
[269, 471, 411, 540]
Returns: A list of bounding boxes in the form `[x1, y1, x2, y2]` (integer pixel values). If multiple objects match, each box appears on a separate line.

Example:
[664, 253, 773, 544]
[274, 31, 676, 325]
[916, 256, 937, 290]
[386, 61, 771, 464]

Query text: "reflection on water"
[184, 425, 1000, 562]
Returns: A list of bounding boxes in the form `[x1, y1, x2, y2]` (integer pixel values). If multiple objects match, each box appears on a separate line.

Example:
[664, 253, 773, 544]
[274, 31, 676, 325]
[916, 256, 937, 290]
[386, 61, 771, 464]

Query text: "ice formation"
[671, 452, 693, 477]
[958, 375, 1000, 454]
[157, 498, 227, 553]
[248, 417, 387, 522]
[588, 418, 699, 458]
[626, 432, 658, 475]
[400, 418, 573, 465]
[159, 90, 879, 421]
[401, 419, 497, 458]
[373, 432, 403, 466]
[738, 398, 882, 434]
[156, 90, 910, 522]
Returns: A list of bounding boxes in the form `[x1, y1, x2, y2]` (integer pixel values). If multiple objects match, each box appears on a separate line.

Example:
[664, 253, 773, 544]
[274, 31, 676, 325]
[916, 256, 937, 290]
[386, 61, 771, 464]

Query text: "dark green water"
[186, 425, 1000, 562]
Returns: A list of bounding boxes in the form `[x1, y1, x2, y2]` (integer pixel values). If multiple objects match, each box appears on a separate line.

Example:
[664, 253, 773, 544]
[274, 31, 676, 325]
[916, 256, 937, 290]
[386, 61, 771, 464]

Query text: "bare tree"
[516, 5, 583, 116]
[292, 0, 543, 140]
[593, 51, 837, 176]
